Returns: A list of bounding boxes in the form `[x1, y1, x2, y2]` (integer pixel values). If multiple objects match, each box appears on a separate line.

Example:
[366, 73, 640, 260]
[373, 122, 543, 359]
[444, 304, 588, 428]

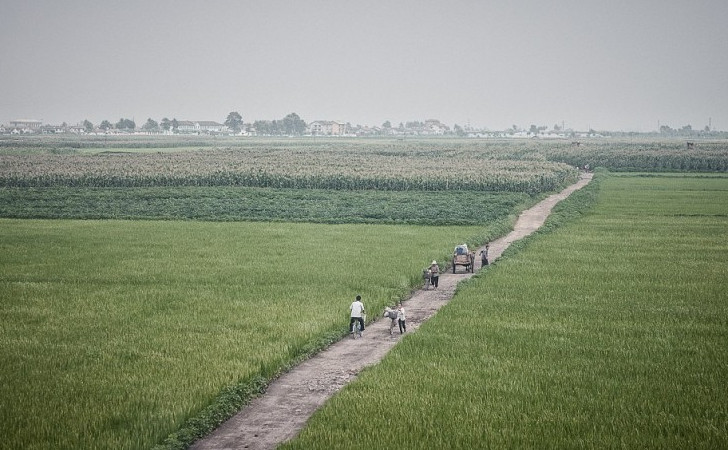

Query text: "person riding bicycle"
[349, 295, 365, 335]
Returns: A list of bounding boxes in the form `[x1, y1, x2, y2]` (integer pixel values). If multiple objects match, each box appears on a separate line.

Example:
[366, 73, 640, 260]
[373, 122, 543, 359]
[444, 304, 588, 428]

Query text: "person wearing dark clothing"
[480, 243, 490, 267]
[429, 260, 440, 288]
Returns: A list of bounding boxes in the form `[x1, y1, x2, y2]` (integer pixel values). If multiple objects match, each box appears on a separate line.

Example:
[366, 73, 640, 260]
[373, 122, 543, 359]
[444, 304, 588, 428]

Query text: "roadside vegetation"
[282, 172, 728, 449]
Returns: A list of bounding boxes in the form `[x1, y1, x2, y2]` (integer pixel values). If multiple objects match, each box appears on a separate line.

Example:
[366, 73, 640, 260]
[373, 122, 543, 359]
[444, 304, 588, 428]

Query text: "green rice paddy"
[0, 219, 493, 449]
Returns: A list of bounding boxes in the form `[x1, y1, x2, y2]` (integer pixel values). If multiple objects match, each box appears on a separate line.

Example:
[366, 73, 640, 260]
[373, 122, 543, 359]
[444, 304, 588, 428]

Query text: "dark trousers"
[431, 275, 439, 287]
[398, 319, 406, 333]
[349, 316, 364, 332]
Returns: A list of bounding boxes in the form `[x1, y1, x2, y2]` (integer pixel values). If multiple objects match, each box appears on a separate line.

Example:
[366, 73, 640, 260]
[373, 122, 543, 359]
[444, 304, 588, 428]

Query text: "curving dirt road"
[191, 172, 593, 450]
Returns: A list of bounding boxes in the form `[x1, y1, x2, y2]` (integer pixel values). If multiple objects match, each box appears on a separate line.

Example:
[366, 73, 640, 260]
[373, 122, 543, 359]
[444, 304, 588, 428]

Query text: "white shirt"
[397, 307, 406, 321]
[350, 300, 364, 318]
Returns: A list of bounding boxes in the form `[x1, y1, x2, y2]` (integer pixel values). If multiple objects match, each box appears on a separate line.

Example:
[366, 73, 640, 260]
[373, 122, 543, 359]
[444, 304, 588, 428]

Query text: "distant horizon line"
[3, 117, 722, 134]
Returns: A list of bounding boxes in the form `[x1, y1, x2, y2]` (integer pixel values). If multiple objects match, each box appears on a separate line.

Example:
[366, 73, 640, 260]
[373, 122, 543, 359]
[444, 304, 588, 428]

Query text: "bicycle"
[350, 314, 365, 339]
[422, 268, 432, 290]
[384, 307, 398, 335]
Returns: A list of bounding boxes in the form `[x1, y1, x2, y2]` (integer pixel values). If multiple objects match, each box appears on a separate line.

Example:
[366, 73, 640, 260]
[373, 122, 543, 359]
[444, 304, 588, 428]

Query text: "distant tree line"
[253, 113, 307, 136]
[77, 111, 308, 135]
[659, 124, 713, 137]
[34, 114, 726, 137]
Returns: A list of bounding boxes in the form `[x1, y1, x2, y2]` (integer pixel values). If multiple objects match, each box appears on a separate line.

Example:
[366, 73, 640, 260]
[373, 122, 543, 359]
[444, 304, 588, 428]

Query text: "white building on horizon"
[9, 119, 43, 131]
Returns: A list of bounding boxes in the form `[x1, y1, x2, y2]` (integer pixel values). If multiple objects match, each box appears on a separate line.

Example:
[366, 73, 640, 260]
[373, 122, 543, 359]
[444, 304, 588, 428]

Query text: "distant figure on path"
[429, 260, 440, 288]
[397, 303, 406, 334]
[480, 243, 490, 266]
[383, 306, 398, 335]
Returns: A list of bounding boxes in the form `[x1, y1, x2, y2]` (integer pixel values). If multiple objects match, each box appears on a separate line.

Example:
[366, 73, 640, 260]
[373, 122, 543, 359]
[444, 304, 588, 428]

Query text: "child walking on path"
[397, 303, 406, 334]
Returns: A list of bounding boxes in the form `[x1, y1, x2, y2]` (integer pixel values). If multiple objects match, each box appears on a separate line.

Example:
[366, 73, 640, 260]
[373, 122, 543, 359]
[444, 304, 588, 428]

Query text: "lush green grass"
[0, 218, 508, 450]
[0, 186, 532, 225]
[282, 173, 728, 449]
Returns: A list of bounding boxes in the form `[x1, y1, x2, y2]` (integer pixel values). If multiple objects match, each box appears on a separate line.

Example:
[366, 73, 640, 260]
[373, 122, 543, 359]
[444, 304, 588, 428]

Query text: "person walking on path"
[397, 303, 406, 334]
[480, 243, 490, 267]
[429, 260, 440, 288]
[349, 295, 365, 335]
[383, 306, 398, 334]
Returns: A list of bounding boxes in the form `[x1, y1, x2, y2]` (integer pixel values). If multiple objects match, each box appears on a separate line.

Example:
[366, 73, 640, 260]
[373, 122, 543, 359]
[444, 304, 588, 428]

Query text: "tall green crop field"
[283, 173, 728, 449]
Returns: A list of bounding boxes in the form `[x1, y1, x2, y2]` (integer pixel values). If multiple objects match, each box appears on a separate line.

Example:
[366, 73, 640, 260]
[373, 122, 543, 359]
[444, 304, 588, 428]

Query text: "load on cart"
[452, 243, 475, 273]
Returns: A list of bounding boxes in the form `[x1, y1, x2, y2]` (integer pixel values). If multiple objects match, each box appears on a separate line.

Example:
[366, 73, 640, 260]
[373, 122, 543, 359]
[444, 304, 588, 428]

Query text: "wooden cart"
[452, 244, 475, 273]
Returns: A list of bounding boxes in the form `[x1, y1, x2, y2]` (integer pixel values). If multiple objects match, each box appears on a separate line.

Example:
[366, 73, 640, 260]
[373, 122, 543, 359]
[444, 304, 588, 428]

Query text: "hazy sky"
[2, 0, 727, 131]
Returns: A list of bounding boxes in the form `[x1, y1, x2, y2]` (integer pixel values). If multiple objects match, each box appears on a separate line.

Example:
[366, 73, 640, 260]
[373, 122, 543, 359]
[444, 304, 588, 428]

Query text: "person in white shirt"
[397, 303, 406, 334]
[349, 295, 365, 334]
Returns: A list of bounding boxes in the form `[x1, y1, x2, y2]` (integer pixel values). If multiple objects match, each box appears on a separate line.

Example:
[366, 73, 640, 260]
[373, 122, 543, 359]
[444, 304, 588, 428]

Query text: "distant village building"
[176, 121, 228, 134]
[354, 125, 381, 136]
[10, 119, 43, 129]
[424, 119, 449, 135]
[308, 120, 347, 136]
[9, 119, 43, 133]
[308, 121, 326, 135]
[41, 124, 66, 134]
[176, 121, 196, 133]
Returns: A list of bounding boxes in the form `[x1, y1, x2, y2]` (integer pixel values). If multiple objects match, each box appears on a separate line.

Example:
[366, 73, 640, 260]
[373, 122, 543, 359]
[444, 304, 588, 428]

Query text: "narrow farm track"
[191, 172, 593, 450]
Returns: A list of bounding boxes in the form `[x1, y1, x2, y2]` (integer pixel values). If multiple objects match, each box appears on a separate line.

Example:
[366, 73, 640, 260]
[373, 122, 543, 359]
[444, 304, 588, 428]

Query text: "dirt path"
[191, 173, 593, 450]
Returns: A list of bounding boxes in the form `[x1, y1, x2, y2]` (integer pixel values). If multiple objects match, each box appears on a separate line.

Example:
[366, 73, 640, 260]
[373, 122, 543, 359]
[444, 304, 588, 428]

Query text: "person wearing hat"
[429, 260, 440, 288]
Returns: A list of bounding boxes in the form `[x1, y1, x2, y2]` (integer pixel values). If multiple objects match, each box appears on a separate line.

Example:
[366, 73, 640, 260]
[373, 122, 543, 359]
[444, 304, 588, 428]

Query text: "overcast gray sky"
[2, 0, 727, 131]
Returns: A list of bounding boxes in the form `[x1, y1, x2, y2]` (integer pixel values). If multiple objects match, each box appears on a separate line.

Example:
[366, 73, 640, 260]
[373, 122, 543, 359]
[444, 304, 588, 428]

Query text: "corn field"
[2, 137, 727, 195]
[0, 146, 577, 194]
